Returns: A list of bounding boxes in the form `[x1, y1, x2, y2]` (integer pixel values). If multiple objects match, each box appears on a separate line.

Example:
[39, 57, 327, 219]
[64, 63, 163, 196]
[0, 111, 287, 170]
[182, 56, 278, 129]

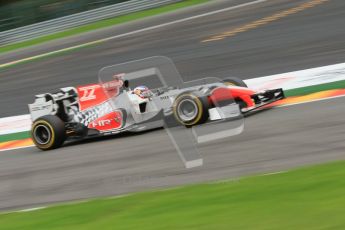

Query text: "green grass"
[1, 160, 345, 229]
[285, 80, 345, 97]
[0, 131, 30, 143]
[0, 0, 208, 54]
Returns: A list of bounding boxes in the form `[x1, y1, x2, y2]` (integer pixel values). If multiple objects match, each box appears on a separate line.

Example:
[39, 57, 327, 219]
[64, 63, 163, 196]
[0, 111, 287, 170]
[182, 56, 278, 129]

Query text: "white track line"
[0, 0, 268, 69]
[261, 171, 287, 176]
[0, 114, 31, 135]
[16, 207, 46, 213]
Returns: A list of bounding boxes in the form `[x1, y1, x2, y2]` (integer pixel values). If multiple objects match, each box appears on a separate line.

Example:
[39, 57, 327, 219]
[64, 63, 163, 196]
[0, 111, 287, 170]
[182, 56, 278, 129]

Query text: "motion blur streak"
[0, 0, 267, 70]
[202, 0, 330, 42]
[0, 0, 345, 211]
[0, 138, 33, 152]
[272, 89, 345, 107]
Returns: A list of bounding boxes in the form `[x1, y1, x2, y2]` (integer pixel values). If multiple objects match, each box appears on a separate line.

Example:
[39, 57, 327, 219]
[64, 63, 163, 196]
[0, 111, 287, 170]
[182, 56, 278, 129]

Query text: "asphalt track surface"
[0, 0, 345, 211]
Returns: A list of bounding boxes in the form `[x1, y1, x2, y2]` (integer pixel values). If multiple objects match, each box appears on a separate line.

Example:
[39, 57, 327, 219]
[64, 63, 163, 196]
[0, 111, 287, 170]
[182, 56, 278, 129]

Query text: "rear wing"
[28, 87, 78, 121]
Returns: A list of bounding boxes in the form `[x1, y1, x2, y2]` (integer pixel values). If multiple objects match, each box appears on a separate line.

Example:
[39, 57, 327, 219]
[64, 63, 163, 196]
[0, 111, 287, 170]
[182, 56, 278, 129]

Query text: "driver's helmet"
[133, 85, 150, 98]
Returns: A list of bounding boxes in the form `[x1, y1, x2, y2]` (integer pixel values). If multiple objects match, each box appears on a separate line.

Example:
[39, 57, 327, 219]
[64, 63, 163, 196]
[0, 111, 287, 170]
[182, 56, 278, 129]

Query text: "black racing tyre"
[173, 92, 209, 127]
[31, 115, 66, 150]
[223, 77, 247, 87]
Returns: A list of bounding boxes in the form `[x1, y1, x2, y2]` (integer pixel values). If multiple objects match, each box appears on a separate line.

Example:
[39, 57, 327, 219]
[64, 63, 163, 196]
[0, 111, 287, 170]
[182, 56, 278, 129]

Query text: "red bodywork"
[77, 83, 123, 132]
[88, 111, 123, 131]
[209, 87, 256, 107]
[75, 83, 255, 132]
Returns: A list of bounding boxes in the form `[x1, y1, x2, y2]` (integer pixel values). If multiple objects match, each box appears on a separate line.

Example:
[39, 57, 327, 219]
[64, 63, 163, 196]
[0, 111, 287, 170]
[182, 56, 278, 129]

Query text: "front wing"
[243, 88, 285, 115]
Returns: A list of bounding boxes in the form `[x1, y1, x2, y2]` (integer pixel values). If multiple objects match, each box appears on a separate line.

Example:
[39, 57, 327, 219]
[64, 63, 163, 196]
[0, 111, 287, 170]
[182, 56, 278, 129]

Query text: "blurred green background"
[0, 0, 130, 31]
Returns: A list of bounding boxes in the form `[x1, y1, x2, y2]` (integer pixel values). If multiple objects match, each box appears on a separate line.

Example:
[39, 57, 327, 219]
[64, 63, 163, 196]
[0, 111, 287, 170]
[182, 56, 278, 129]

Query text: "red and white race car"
[29, 57, 284, 153]
[29, 74, 284, 150]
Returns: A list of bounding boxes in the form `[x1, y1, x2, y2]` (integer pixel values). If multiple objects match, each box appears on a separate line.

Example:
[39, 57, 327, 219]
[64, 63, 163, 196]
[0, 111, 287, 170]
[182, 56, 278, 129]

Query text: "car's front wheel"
[173, 92, 209, 127]
[223, 77, 247, 87]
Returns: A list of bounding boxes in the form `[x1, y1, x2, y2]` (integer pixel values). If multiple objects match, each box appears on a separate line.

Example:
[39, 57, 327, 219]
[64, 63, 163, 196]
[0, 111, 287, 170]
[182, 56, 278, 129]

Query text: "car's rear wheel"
[173, 92, 209, 127]
[223, 77, 247, 87]
[31, 115, 66, 150]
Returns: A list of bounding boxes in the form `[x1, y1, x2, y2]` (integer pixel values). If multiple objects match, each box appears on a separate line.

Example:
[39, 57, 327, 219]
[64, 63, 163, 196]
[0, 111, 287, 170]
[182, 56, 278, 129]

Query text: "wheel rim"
[177, 99, 199, 122]
[33, 124, 52, 145]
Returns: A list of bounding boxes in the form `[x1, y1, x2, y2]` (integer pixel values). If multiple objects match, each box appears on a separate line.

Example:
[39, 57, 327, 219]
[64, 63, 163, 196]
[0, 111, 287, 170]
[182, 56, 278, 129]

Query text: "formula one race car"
[29, 76, 284, 150]
[29, 57, 284, 151]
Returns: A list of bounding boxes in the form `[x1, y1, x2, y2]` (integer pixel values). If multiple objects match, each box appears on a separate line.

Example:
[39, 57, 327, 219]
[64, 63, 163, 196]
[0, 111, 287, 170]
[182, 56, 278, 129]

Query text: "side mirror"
[123, 80, 129, 88]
